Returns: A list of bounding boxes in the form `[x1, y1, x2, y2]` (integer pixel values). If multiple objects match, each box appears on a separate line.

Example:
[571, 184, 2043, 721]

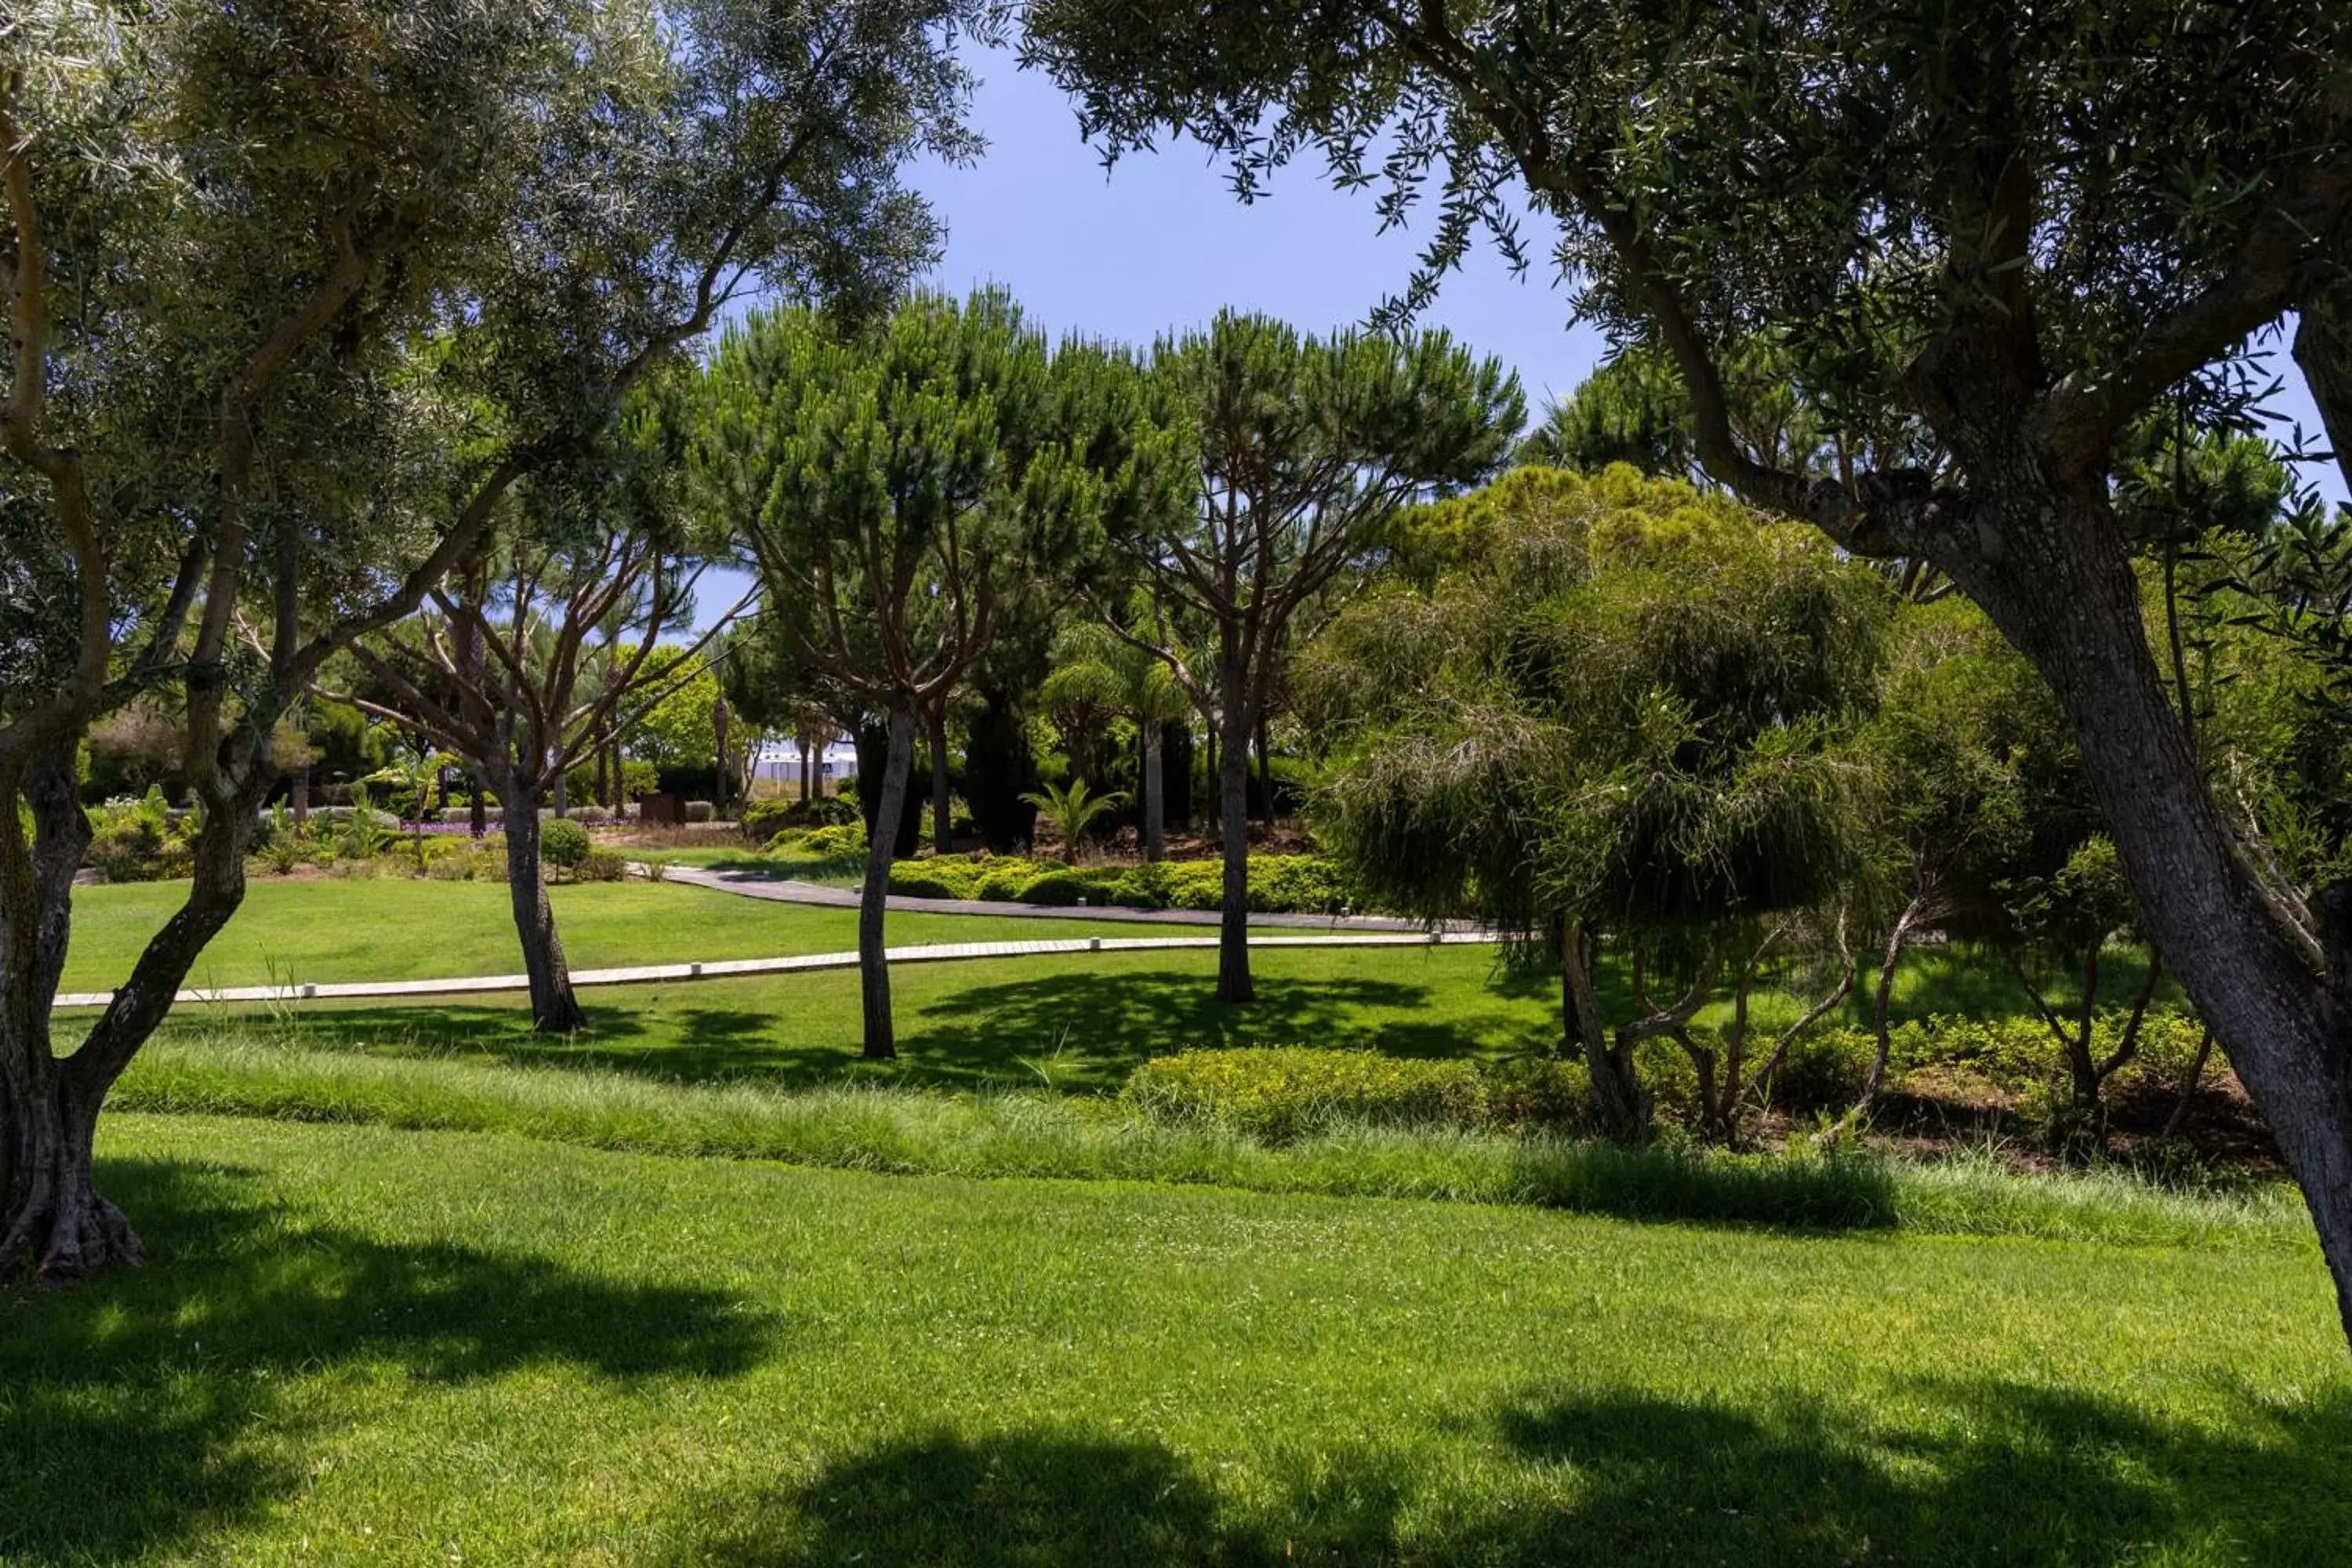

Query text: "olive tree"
[0, 0, 986, 1278]
[1024, 0, 2352, 1345]
[343, 443, 750, 1033]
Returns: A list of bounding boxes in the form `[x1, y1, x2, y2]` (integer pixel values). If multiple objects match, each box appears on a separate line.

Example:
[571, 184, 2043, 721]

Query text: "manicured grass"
[140, 945, 1548, 1093]
[60, 878, 1267, 993]
[2, 1113, 2340, 1566]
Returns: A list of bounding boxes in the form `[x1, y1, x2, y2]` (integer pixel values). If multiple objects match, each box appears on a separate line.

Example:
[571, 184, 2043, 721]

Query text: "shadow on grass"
[670, 1382, 2352, 1566]
[0, 1156, 775, 1566]
[178, 968, 1494, 1095]
[903, 969, 1458, 1091]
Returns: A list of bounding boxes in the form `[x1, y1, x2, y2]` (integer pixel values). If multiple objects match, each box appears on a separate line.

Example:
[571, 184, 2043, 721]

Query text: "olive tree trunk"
[1215, 680, 1254, 1005]
[498, 798, 586, 1034]
[858, 706, 917, 1061]
[1940, 470, 2352, 1343]
[1, 736, 262, 1277]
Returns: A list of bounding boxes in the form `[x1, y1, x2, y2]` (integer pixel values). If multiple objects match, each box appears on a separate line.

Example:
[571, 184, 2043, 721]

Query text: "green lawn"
[5, 1112, 2341, 1566]
[132, 945, 1537, 1094]
[60, 878, 1277, 994]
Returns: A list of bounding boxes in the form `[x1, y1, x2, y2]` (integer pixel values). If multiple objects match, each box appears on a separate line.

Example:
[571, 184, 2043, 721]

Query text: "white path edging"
[50, 931, 1491, 1011]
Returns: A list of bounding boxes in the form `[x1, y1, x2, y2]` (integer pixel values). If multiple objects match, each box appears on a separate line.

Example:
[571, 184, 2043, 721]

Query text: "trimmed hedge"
[880, 853, 1367, 916]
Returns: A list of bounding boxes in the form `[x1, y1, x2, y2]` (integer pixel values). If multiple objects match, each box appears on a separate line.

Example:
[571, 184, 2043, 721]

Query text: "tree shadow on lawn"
[667, 1382, 2352, 1566]
[0, 1156, 776, 1566]
[900, 968, 1481, 1092]
[196, 967, 1523, 1096]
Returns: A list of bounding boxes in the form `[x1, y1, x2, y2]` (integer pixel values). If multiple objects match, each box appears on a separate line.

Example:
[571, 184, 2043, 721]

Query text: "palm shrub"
[1020, 779, 1128, 862]
[1041, 618, 1194, 859]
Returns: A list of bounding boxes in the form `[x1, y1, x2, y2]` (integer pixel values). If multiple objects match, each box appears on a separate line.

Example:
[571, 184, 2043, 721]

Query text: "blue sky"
[697, 45, 2343, 627]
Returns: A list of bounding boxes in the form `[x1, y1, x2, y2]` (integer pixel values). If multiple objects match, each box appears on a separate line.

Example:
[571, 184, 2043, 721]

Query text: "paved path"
[50, 930, 1494, 1011]
[655, 862, 1473, 932]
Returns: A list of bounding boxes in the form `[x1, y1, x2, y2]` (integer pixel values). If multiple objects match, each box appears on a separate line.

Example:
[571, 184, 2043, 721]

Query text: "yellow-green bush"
[1126, 1047, 1489, 1142]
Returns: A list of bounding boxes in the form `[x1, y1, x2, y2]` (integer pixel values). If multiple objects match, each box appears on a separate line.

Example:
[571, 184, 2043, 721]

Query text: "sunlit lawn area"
[63, 877, 2181, 1102]
[60, 877, 1271, 994]
[2, 1113, 2339, 1567]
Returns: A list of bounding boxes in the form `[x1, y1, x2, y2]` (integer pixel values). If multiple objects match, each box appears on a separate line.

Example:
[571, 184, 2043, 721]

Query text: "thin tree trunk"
[1142, 723, 1166, 863]
[292, 764, 310, 833]
[801, 731, 815, 801]
[1561, 918, 1646, 1142]
[927, 705, 953, 856]
[713, 697, 731, 818]
[1942, 475, 2352, 1343]
[858, 706, 916, 1061]
[554, 770, 568, 819]
[1254, 713, 1275, 827]
[2165, 1026, 2217, 1139]
[1216, 688, 1254, 1005]
[1860, 894, 1927, 1114]
[499, 798, 585, 1034]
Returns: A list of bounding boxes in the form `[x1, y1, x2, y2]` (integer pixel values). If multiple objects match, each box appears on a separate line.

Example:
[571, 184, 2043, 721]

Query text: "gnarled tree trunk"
[1937, 467, 2352, 1342]
[499, 797, 586, 1034]
[1562, 919, 1646, 1142]
[858, 706, 917, 1061]
[2, 735, 263, 1277]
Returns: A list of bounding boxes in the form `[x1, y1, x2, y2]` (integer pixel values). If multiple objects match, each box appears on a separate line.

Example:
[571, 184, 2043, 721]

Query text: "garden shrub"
[1012, 866, 1095, 905]
[889, 860, 985, 900]
[1479, 1057, 1592, 1131]
[539, 817, 593, 869]
[86, 789, 194, 882]
[744, 794, 862, 841]
[1249, 855, 1358, 914]
[1126, 1047, 1488, 1142]
[794, 822, 866, 856]
[1759, 1028, 1878, 1113]
[742, 800, 796, 841]
[424, 853, 475, 882]
[576, 848, 628, 882]
[685, 800, 715, 824]
[973, 862, 1036, 902]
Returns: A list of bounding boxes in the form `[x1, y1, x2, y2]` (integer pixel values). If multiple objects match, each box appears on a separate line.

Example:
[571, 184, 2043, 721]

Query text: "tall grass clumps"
[1127, 1046, 1487, 1141]
[110, 1035, 2314, 1250]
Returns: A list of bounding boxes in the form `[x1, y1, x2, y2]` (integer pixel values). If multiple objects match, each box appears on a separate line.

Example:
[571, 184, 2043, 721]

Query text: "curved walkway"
[51, 929, 1494, 1011]
[655, 862, 1474, 932]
